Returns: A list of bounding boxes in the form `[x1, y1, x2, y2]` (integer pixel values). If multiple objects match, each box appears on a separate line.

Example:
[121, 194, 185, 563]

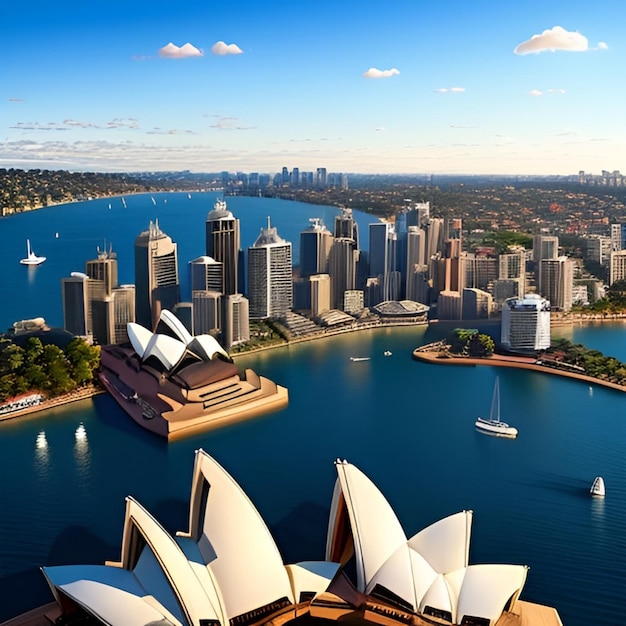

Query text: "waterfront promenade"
[413, 343, 626, 393]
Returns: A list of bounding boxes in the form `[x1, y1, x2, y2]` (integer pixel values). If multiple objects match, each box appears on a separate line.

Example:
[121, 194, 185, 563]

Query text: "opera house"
[40, 450, 562, 626]
[98, 310, 288, 440]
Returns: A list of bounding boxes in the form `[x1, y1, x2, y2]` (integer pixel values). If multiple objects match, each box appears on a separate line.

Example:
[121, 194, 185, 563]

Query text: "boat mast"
[490, 377, 500, 423]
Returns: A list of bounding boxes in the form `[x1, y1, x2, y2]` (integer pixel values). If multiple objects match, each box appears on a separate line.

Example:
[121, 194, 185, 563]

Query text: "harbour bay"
[0, 195, 625, 624]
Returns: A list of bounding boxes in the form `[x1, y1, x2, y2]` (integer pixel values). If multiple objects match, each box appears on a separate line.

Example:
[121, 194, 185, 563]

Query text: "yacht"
[475, 377, 518, 438]
[20, 239, 46, 265]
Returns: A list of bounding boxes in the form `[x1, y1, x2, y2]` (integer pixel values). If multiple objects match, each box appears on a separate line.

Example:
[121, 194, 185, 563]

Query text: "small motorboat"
[349, 357, 370, 362]
[384, 350, 392, 356]
[590, 476, 605, 497]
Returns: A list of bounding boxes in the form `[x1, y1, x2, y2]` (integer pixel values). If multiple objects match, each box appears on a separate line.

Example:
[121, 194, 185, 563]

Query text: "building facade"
[501, 294, 551, 352]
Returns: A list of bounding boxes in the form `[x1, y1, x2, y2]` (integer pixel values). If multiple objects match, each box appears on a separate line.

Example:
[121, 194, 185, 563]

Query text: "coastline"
[0, 385, 106, 423]
[412, 347, 626, 393]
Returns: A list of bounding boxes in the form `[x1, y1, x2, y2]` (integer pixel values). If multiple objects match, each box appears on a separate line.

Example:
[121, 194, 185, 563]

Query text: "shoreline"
[412, 347, 626, 393]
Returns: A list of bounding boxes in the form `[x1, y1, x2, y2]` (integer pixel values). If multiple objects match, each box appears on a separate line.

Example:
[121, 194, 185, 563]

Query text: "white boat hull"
[590, 476, 605, 497]
[475, 418, 518, 438]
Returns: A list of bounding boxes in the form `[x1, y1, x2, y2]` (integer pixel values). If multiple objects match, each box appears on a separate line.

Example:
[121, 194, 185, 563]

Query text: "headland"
[413, 342, 626, 393]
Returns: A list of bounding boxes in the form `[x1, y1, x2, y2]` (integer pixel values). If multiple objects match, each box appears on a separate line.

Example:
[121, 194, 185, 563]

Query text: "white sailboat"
[475, 377, 518, 438]
[590, 476, 605, 497]
[20, 239, 46, 265]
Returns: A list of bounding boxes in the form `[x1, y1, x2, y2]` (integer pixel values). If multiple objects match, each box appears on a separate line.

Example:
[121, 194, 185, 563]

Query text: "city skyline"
[3, 0, 624, 176]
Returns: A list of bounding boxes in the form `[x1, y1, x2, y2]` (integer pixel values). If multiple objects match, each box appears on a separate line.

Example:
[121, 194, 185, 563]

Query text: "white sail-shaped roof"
[127, 322, 154, 358]
[456, 564, 528, 626]
[142, 333, 187, 370]
[177, 449, 295, 621]
[160, 309, 194, 345]
[188, 334, 230, 362]
[332, 459, 407, 593]
[407, 510, 472, 574]
[43, 497, 225, 626]
[328, 461, 528, 625]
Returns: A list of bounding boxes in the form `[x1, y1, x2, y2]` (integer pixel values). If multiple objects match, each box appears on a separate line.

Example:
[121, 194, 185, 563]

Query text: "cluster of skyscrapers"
[60, 195, 623, 353]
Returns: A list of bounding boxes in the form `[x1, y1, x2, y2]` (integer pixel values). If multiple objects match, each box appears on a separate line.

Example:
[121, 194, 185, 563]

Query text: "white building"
[609, 249, 626, 285]
[501, 294, 551, 352]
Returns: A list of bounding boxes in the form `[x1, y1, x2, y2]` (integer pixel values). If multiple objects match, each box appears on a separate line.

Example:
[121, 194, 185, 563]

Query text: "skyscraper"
[539, 257, 574, 312]
[205, 198, 240, 296]
[299, 218, 333, 278]
[189, 256, 224, 293]
[134, 220, 180, 330]
[369, 222, 399, 302]
[328, 238, 357, 310]
[61, 272, 92, 337]
[333, 206, 359, 248]
[223, 294, 250, 348]
[247, 218, 293, 319]
[501, 294, 551, 352]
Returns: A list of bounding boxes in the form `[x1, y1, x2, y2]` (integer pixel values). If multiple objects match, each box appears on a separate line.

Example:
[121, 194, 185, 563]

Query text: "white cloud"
[159, 42, 204, 58]
[597, 41, 608, 50]
[514, 26, 588, 55]
[547, 88, 566, 94]
[210, 116, 255, 130]
[8, 97, 25, 103]
[529, 89, 543, 96]
[211, 41, 243, 55]
[363, 67, 400, 79]
[435, 87, 466, 93]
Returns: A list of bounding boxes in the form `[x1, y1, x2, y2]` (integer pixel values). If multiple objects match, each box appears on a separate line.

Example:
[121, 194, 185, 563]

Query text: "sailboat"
[475, 377, 518, 438]
[590, 476, 605, 497]
[20, 239, 46, 265]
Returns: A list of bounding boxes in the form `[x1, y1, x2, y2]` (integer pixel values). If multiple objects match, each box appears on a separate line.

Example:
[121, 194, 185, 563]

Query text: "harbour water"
[0, 195, 625, 624]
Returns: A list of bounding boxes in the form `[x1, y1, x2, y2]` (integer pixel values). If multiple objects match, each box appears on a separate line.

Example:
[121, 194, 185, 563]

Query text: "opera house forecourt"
[38, 450, 562, 626]
[98, 310, 288, 440]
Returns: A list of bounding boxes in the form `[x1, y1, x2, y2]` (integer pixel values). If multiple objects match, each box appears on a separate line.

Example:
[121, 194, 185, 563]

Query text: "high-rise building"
[85, 246, 119, 344]
[334, 207, 359, 248]
[406, 226, 426, 272]
[462, 288, 492, 320]
[609, 249, 626, 285]
[189, 256, 223, 293]
[223, 294, 250, 348]
[586, 235, 612, 267]
[192, 291, 222, 336]
[247, 219, 293, 319]
[316, 167, 327, 187]
[61, 272, 92, 337]
[328, 238, 357, 310]
[501, 294, 551, 352]
[343, 289, 364, 316]
[406, 264, 430, 304]
[112, 284, 135, 344]
[309, 274, 331, 316]
[499, 252, 526, 282]
[610, 223, 626, 252]
[299, 218, 333, 278]
[436, 290, 462, 320]
[533, 235, 559, 262]
[134, 220, 180, 330]
[539, 257, 574, 311]
[205, 198, 240, 296]
[369, 222, 399, 303]
[492, 279, 522, 304]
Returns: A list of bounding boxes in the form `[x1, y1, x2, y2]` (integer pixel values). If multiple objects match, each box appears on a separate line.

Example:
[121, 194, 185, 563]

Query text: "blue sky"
[2, 0, 624, 175]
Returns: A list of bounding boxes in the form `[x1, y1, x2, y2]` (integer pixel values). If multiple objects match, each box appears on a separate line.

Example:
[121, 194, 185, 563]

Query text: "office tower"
[299, 218, 333, 278]
[112, 284, 135, 344]
[436, 290, 462, 320]
[223, 294, 250, 348]
[406, 264, 430, 304]
[406, 201, 430, 228]
[328, 238, 357, 310]
[281, 167, 289, 185]
[406, 226, 426, 271]
[369, 222, 399, 302]
[134, 220, 180, 330]
[292, 167, 300, 186]
[461, 253, 497, 293]
[501, 294, 551, 352]
[532, 235, 559, 262]
[492, 279, 522, 303]
[192, 291, 221, 336]
[343, 290, 364, 316]
[334, 206, 359, 248]
[247, 218, 293, 319]
[189, 256, 223, 293]
[609, 249, 626, 285]
[309, 274, 331, 316]
[205, 198, 240, 296]
[316, 167, 327, 187]
[462, 288, 492, 320]
[62, 272, 92, 337]
[424, 217, 444, 260]
[84, 246, 119, 344]
[610, 223, 626, 251]
[498, 252, 526, 282]
[586, 235, 611, 267]
[539, 257, 574, 311]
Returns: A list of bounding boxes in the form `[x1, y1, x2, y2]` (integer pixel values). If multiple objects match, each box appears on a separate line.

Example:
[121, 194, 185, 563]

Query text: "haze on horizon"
[2, 0, 624, 177]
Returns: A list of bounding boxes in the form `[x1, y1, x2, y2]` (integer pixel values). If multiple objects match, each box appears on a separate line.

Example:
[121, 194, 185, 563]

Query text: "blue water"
[0, 196, 625, 624]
